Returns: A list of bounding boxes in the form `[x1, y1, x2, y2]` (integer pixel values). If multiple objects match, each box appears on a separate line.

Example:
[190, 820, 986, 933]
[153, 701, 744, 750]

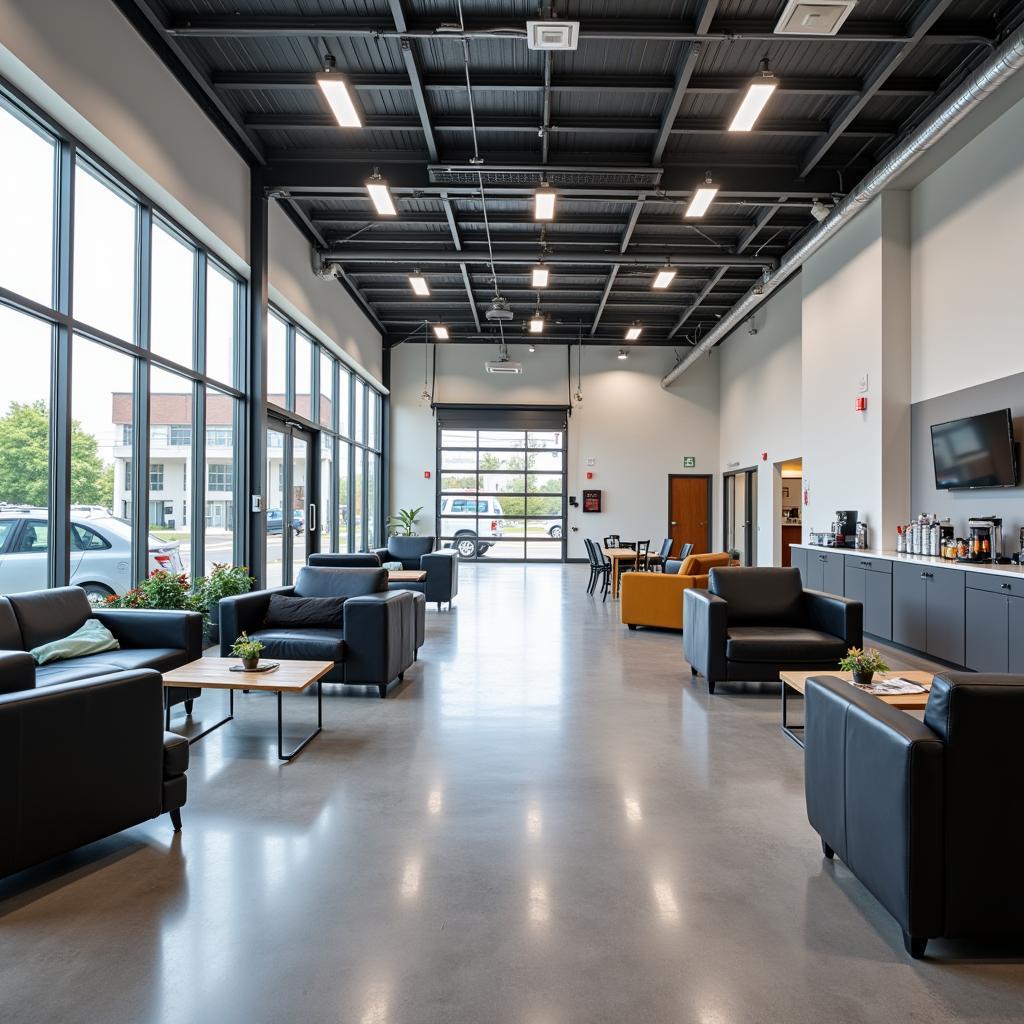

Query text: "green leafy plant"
[838, 646, 890, 678]
[387, 506, 424, 537]
[105, 570, 201, 612]
[230, 632, 264, 666]
[194, 563, 254, 642]
[727, 548, 741, 561]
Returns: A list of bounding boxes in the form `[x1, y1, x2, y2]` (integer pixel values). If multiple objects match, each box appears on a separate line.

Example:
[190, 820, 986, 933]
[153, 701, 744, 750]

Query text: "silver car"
[0, 510, 184, 599]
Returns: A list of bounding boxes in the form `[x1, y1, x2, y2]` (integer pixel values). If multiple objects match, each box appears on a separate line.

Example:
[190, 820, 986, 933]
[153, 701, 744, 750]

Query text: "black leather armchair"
[683, 567, 862, 694]
[219, 567, 421, 698]
[0, 668, 188, 879]
[804, 672, 1024, 958]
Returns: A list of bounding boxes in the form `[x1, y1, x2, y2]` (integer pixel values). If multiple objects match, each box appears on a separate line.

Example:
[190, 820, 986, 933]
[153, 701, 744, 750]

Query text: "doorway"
[775, 458, 803, 567]
[266, 419, 319, 586]
[723, 468, 757, 566]
[667, 475, 712, 556]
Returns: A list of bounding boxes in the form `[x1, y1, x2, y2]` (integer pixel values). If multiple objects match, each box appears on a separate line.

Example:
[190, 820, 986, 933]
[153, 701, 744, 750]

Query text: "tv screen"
[931, 408, 1018, 490]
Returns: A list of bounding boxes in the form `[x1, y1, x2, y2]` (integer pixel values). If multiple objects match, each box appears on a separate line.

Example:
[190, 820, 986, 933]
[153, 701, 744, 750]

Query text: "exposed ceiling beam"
[316, 249, 774, 268]
[735, 198, 787, 253]
[653, 0, 720, 165]
[800, 0, 956, 176]
[460, 263, 482, 331]
[311, 212, 812, 230]
[388, 0, 439, 163]
[667, 267, 729, 339]
[541, 51, 552, 165]
[438, 189, 481, 332]
[210, 71, 939, 97]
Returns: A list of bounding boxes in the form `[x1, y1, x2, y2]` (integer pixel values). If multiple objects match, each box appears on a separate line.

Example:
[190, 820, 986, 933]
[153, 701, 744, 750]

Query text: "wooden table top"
[162, 658, 335, 693]
[603, 547, 638, 558]
[780, 670, 934, 710]
[388, 569, 428, 582]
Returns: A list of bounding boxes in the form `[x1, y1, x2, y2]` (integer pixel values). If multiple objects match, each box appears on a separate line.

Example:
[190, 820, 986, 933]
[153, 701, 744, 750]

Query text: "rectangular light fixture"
[685, 186, 718, 219]
[534, 187, 556, 222]
[625, 326, 642, 341]
[531, 265, 550, 287]
[528, 315, 545, 334]
[432, 324, 449, 340]
[652, 268, 677, 289]
[729, 77, 777, 132]
[316, 73, 362, 128]
[365, 173, 396, 216]
[409, 274, 430, 296]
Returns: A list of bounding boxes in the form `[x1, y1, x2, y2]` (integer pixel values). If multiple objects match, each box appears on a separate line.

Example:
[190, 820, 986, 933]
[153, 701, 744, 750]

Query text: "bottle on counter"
[896, 525, 904, 553]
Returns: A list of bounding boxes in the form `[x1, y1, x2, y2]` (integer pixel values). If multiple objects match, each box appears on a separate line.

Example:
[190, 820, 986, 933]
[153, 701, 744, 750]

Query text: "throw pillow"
[264, 594, 346, 629]
[31, 619, 120, 665]
[382, 561, 404, 571]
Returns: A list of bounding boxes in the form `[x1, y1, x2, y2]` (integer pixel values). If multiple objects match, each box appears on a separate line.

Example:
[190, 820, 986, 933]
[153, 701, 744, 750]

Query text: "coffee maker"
[964, 516, 1003, 562]
[834, 510, 858, 548]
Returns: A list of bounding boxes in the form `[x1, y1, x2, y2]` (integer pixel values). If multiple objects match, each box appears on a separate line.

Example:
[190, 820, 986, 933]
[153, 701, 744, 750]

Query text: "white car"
[0, 510, 184, 599]
[438, 496, 505, 558]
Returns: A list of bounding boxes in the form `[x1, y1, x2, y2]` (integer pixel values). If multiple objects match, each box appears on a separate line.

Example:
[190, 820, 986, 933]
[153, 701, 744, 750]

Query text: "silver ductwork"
[660, 26, 1024, 389]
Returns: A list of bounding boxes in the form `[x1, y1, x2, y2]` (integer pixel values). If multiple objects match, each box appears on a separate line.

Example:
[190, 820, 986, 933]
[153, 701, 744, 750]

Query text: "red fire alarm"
[855, 397, 867, 412]
[761, 451, 768, 462]
[586, 471, 594, 480]
[424, 470, 431, 479]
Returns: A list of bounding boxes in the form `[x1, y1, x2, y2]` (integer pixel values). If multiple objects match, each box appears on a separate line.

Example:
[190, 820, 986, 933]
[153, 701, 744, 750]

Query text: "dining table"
[602, 546, 637, 599]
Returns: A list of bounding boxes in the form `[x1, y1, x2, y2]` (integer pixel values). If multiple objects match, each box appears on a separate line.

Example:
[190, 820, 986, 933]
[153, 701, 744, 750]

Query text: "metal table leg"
[781, 679, 805, 748]
[277, 679, 323, 761]
[166, 689, 234, 745]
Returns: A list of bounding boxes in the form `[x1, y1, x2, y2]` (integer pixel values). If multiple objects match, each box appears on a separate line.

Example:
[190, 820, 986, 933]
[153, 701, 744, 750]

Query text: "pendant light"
[531, 264, 549, 288]
[685, 172, 718, 219]
[365, 167, 397, 216]
[729, 57, 777, 132]
[652, 264, 676, 289]
[528, 310, 545, 334]
[534, 182, 556, 221]
[432, 323, 449, 340]
[625, 324, 642, 341]
[574, 323, 583, 404]
[409, 271, 430, 296]
[316, 54, 362, 128]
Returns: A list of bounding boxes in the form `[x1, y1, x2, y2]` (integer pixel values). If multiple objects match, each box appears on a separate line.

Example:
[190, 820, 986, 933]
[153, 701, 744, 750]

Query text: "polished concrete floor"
[2, 564, 1023, 1024]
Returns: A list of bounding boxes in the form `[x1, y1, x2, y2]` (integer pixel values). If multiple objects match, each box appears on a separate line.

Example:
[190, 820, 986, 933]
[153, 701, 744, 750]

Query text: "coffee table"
[388, 569, 427, 583]
[779, 669, 934, 748]
[162, 658, 334, 761]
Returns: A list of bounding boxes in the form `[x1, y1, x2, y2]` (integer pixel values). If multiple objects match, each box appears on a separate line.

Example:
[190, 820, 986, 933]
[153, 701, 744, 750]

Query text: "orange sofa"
[620, 553, 732, 630]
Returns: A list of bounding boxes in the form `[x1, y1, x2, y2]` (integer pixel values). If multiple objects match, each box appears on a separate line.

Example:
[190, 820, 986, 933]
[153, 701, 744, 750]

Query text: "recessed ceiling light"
[432, 323, 449, 339]
[532, 265, 550, 287]
[625, 326, 642, 341]
[409, 273, 430, 296]
[685, 173, 718, 219]
[534, 184, 556, 222]
[729, 58, 777, 132]
[617, 349, 629, 360]
[316, 55, 362, 128]
[528, 312, 545, 334]
[652, 267, 677, 289]
[365, 168, 396, 216]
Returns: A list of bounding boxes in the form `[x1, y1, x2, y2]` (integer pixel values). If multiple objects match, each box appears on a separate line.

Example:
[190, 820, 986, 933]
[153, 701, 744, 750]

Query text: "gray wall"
[911, 370, 1024, 553]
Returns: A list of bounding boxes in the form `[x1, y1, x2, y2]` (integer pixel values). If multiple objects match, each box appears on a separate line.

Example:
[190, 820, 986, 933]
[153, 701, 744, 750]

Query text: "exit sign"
[683, 456, 696, 468]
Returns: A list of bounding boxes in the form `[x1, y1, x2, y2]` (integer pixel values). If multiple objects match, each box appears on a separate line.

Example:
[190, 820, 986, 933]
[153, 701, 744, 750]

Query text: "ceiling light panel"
[625, 327, 642, 341]
[528, 315, 545, 334]
[729, 78, 777, 132]
[317, 74, 362, 128]
[534, 188, 556, 222]
[532, 266, 550, 287]
[432, 324, 449, 339]
[365, 174, 396, 216]
[409, 274, 430, 296]
[652, 268, 677, 289]
[685, 187, 718, 219]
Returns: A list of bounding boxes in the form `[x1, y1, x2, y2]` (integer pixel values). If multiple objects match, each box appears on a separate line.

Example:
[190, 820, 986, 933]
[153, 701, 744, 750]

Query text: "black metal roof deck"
[115, 0, 1024, 347]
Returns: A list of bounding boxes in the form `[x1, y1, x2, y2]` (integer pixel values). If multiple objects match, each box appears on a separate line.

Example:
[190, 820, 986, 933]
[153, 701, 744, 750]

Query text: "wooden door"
[668, 475, 711, 555]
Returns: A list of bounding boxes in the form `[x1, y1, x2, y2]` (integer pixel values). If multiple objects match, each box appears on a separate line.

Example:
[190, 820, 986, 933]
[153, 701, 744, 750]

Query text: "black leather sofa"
[373, 536, 459, 610]
[219, 566, 422, 698]
[804, 672, 1024, 958]
[683, 567, 862, 694]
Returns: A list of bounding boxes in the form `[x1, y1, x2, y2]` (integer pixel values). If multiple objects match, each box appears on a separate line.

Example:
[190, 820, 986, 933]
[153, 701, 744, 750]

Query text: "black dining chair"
[590, 540, 612, 601]
[650, 538, 673, 572]
[633, 539, 651, 572]
[603, 534, 621, 549]
[583, 538, 601, 594]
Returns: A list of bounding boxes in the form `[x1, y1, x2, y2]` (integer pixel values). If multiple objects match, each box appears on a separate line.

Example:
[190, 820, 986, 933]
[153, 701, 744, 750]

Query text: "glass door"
[723, 468, 757, 566]
[265, 420, 318, 586]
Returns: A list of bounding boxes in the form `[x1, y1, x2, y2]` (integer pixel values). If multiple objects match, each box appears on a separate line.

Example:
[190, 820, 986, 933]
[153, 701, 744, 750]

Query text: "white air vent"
[526, 21, 580, 51]
[774, 1, 857, 36]
[485, 360, 524, 374]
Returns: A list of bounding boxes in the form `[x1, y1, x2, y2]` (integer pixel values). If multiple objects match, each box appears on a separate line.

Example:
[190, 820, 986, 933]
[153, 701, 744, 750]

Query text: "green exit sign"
[683, 456, 696, 468]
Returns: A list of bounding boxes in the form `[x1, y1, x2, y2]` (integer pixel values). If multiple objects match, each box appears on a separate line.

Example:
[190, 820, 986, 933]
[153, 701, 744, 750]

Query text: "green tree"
[0, 400, 113, 508]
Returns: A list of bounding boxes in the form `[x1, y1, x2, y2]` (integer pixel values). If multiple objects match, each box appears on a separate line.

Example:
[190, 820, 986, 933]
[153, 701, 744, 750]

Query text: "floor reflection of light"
[527, 803, 543, 838]
[529, 882, 550, 925]
[652, 880, 680, 923]
[427, 788, 443, 815]
[624, 796, 643, 823]
[400, 858, 421, 899]
[359, 982, 389, 1024]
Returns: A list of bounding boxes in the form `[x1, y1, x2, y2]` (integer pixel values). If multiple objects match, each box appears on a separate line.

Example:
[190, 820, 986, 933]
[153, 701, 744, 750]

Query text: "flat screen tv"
[931, 408, 1018, 490]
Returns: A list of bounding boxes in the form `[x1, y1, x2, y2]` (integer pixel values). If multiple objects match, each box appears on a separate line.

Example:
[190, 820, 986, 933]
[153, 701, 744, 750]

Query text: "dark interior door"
[668, 475, 711, 555]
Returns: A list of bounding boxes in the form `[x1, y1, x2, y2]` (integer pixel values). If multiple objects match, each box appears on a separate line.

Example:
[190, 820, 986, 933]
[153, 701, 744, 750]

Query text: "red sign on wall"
[582, 489, 602, 513]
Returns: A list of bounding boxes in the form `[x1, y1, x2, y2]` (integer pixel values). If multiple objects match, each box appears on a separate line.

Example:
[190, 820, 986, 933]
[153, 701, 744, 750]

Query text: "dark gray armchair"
[683, 567, 862, 694]
[362, 536, 459, 610]
[805, 672, 1024, 958]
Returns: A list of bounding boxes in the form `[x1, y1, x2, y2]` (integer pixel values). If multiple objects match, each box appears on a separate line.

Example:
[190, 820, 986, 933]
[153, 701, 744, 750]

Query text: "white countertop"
[792, 543, 1024, 579]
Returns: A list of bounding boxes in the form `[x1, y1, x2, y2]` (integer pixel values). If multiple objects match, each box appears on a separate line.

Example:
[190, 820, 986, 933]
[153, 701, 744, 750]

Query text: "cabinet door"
[892, 562, 927, 651]
[844, 563, 865, 605]
[823, 553, 845, 597]
[790, 546, 807, 586]
[925, 567, 965, 666]
[865, 569, 892, 641]
[965, 588, 1008, 673]
[804, 552, 825, 592]
[1009, 595, 1024, 674]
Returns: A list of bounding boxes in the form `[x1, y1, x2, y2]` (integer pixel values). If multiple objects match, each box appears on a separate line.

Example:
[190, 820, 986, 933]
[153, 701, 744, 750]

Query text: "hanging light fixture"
[528, 343, 536, 353]
[652, 264, 676, 289]
[365, 167, 397, 216]
[528, 310, 545, 334]
[625, 324, 642, 341]
[316, 54, 362, 128]
[420, 324, 432, 403]
[432, 323, 449, 339]
[574, 323, 583, 404]
[531, 264, 549, 287]
[729, 57, 777, 132]
[617, 349, 629, 360]
[685, 171, 718, 219]
[409, 271, 430, 296]
[534, 182, 556, 221]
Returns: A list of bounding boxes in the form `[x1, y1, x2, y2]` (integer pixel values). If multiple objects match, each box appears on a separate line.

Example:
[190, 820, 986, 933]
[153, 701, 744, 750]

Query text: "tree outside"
[0, 400, 113, 507]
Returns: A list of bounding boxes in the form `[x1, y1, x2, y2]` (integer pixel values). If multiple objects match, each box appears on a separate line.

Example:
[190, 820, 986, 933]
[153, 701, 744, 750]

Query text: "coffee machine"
[834, 510, 858, 548]
[964, 516, 1003, 562]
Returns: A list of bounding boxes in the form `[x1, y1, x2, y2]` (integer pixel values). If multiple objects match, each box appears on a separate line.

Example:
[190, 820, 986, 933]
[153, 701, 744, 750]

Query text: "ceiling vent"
[484, 296, 515, 322]
[526, 21, 580, 51]
[774, 1, 857, 36]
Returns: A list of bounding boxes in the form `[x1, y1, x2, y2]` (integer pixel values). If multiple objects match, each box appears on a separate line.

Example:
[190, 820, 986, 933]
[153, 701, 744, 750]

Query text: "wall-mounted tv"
[931, 408, 1018, 490]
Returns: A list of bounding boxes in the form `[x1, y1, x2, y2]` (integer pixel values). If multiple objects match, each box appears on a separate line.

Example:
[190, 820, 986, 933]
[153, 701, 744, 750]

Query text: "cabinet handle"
[861, 561, 871, 567]
[819, 554, 827, 561]
[920, 572, 933, 579]
[1001, 582, 1011, 590]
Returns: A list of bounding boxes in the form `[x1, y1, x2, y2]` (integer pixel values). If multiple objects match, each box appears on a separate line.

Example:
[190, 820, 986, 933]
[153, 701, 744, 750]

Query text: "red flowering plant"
[104, 570, 202, 612]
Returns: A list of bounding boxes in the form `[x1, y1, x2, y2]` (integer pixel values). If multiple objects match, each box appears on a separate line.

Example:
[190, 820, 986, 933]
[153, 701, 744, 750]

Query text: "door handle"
[671, 521, 677, 526]
[308, 503, 317, 531]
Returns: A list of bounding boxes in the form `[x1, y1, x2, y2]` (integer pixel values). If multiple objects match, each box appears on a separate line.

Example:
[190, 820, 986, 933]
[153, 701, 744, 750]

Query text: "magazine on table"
[854, 676, 927, 695]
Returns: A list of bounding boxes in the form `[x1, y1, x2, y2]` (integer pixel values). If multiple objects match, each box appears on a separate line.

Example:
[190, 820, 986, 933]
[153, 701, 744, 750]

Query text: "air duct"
[660, 26, 1024, 390]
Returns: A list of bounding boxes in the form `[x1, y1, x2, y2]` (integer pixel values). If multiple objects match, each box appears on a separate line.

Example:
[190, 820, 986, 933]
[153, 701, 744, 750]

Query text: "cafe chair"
[603, 535, 621, 549]
[664, 542, 695, 576]
[584, 539, 612, 600]
[649, 538, 673, 572]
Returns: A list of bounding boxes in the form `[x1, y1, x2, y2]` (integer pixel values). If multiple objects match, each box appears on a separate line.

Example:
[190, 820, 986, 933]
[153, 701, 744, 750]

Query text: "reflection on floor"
[2, 563, 1023, 1023]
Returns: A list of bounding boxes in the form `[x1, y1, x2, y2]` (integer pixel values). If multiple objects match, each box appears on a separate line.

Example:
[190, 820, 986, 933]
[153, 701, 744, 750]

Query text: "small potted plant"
[727, 548, 741, 565]
[386, 506, 424, 537]
[230, 632, 265, 671]
[839, 646, 890, 687]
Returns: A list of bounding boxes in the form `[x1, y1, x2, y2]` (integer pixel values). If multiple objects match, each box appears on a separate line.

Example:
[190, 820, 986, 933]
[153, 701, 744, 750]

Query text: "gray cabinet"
[803, 549, 844, 596]
[965, 574, 1024, 673]
[790, 546, 807, 586]
[893, 562, 964, 664]
[845, 555, 892, 640]
[1010, 596, 1024, 674]
[804, 551, 824, 592]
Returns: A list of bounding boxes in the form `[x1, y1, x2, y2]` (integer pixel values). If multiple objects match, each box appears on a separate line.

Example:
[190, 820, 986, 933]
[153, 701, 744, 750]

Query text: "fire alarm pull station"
[586, 471, 593, 480]
[424, 470, 431, 479]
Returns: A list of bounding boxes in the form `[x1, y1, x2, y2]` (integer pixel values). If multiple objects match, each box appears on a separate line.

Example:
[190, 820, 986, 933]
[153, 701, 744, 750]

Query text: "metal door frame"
[666, 473, 713, 553]
[267, 415, 319, 585]
[722, 466, 757, 566]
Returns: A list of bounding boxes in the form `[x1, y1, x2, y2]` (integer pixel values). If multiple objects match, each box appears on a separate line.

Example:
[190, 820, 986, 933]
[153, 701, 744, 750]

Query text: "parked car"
[438, 496, 504, 558]
[0, 509, 184, 599]
[266, 508, 303, 536]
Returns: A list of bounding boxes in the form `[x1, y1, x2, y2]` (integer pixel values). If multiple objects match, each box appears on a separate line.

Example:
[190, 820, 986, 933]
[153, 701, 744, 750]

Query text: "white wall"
[911, 89, 1024, 404]
[0, 0, 382, 382]
[390, 343, 720, 559]
[717, 278, 802, 565]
